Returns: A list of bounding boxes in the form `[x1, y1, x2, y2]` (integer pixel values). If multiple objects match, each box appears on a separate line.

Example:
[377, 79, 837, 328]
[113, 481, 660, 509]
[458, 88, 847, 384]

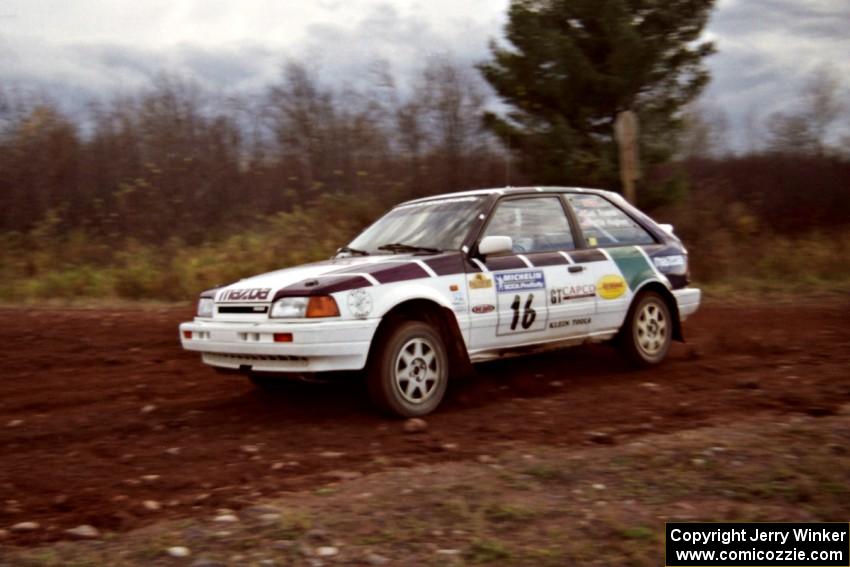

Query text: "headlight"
[270, 296, 339, 318]
[197, 298, 214, 318]
[270, 297, 309, 318]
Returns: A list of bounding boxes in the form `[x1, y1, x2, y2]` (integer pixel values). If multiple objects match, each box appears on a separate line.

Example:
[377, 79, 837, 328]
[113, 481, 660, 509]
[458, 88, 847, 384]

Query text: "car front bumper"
[672, 287, 701, 320]
[179, 318, 380, 373]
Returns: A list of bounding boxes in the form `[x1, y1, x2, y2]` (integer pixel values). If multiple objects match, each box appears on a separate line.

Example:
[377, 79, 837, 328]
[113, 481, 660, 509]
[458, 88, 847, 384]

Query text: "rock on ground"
[65, 524, 100, 539]
[403, 418, 427, 433]
[167, 546, 191, 558]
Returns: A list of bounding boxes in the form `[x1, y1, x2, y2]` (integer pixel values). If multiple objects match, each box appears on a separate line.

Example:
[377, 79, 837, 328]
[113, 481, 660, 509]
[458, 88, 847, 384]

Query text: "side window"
[483, 197, 575, 254]
[567, 194, 655, 247]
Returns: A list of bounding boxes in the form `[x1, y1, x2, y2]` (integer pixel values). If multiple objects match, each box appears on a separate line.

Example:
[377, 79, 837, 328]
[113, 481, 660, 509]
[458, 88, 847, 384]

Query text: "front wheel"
[367, 321, 449, 417]
[620, 291, 672, 367]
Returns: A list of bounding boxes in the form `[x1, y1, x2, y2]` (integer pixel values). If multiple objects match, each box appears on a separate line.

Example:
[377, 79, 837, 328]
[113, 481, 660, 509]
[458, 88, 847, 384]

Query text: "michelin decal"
[495, 270, 546, 293]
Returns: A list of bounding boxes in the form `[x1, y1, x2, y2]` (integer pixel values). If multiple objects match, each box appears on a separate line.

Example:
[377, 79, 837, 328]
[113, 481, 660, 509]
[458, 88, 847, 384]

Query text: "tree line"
[0, 58, 514, 243]
[2, 0, 848, 249]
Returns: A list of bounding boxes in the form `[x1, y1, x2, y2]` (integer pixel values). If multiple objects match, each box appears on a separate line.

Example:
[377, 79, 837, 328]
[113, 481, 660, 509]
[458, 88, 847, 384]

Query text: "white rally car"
[180, 187, 700, 417]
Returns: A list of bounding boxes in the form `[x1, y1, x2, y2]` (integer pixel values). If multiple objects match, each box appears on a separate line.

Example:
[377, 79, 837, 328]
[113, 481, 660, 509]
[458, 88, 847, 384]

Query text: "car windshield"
[346, 196, 484, 254]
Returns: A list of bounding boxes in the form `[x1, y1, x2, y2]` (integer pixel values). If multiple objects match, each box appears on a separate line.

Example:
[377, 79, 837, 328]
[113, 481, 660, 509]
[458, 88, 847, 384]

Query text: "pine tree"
[480, 0, 716, 187]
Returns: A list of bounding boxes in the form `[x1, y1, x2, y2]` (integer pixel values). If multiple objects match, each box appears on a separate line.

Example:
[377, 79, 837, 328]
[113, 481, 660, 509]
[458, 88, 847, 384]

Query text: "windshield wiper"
[336, 246, 369, 256]
[377, 242, 442, 254]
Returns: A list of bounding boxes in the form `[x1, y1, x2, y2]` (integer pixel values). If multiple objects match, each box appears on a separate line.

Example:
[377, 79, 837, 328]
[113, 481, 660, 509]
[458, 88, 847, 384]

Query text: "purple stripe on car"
[373, 263, 431, 284]
[424, 253, 466, 276]
[569, 249, 607, 263]
[485, 255, 528, 271]
[273, 275, 373, 300]
[524, 252, 569, 267]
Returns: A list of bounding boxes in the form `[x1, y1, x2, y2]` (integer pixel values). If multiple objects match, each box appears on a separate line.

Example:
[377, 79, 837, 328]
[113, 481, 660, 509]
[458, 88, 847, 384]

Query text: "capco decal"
[469, 273, 493, 289]
[551, 284, 596, 304]
[220, 288, 271, 301]
[596, 275, 627, 300]
[471, 304, 495, 314]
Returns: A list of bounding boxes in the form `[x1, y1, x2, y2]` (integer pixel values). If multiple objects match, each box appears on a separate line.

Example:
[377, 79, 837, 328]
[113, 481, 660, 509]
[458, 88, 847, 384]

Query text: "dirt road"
[1, 298, 849, 545]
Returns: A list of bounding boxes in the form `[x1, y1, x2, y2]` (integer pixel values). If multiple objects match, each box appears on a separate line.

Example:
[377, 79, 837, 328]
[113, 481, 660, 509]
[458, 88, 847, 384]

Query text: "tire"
[620, 291, 673, 367]
[367, 320, 449, 417]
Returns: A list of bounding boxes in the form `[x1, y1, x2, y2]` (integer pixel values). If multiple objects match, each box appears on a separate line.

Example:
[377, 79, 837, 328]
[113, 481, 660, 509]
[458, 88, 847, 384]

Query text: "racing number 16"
[510, 294, 536, 331]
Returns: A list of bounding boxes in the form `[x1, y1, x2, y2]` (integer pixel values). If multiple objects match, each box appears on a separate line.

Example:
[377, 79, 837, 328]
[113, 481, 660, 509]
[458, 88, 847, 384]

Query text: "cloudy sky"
[1, 0, 848, 149]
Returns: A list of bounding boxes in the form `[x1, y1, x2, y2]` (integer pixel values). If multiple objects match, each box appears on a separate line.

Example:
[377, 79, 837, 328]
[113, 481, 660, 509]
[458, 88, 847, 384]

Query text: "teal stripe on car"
[607, 246, 655, 291]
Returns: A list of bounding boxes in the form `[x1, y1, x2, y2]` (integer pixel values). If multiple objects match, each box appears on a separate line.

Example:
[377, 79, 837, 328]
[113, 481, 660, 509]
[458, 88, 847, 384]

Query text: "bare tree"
[766, 66, 845, 155]
[0, 52, 520, 242]
[678, 101, 729, 159]
[803, 67, 844, 146]
[417, 56, 491, 190]
[267, 62, 339, 196]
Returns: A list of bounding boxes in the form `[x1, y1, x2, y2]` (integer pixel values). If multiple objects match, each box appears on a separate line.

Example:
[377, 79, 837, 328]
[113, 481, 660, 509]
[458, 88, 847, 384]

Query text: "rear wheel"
[367, 320, 449, 417]
[620, 291, 672, 366]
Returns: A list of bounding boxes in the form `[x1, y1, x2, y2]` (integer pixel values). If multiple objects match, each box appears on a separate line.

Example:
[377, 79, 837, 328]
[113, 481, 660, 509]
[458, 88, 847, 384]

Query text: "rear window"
[567, 194, 654, 247]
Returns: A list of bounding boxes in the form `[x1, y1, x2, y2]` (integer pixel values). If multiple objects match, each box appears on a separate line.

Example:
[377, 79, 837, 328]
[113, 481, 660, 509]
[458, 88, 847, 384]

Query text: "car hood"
[211, 252, 468, 302]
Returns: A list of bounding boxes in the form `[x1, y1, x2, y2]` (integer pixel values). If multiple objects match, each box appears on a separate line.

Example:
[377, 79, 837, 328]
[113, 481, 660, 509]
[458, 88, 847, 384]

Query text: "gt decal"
[220, 288, 271, 301]
[469, 273, 493, 289]
[494, 270, 546, 293]
[596, 275, 627, 300]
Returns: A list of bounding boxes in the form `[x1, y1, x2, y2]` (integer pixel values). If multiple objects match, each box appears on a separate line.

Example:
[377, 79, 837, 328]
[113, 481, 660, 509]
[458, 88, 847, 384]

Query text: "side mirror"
[478, 235, 513, 256]
[659, 223, 675, 235]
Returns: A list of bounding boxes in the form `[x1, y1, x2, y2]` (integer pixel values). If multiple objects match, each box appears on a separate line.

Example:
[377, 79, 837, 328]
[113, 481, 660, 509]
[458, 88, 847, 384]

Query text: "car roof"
[400, 186, 621, 206]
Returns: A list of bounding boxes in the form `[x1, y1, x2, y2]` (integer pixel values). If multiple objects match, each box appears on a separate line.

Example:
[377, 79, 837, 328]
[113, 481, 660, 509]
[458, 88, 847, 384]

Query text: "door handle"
[568, 265, 585, 273]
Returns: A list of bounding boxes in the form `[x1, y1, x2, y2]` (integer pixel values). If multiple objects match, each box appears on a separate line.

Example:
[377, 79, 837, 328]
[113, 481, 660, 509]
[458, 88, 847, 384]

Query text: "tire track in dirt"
[1, 299, 849, 545]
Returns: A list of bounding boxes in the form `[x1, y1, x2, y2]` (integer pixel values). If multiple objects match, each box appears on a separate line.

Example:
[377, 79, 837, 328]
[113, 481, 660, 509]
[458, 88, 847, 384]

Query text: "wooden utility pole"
[614, 110, 640, 204]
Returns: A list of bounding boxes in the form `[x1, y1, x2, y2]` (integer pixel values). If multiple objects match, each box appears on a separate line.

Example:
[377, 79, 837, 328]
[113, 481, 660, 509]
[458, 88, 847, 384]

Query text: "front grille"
[218, 305, 269, 314]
